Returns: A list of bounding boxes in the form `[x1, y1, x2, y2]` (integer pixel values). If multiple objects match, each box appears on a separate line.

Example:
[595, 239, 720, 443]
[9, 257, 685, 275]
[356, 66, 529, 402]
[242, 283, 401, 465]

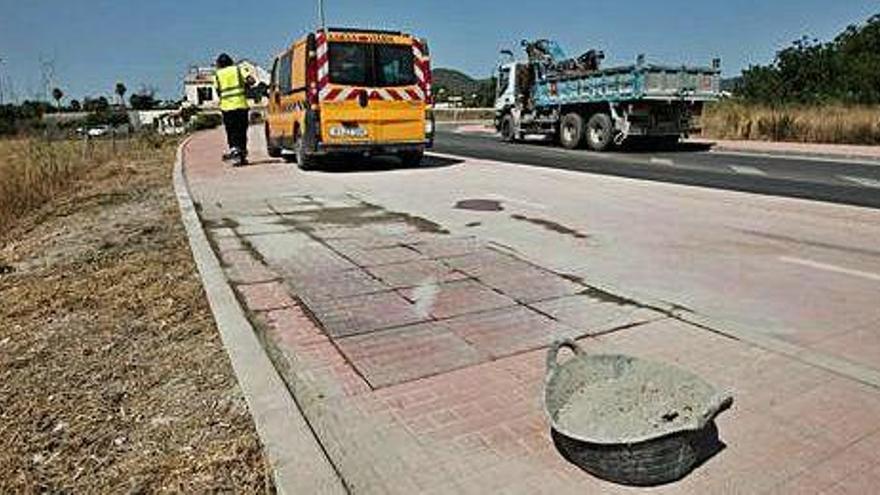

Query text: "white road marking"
[650, 158, 675, 166]
[484, 193, 547, 210]
[711, 150, 880, 167]
[730, 165, 767, 176]
[779, 256, 880, 282]
[840, 175, 880, 189]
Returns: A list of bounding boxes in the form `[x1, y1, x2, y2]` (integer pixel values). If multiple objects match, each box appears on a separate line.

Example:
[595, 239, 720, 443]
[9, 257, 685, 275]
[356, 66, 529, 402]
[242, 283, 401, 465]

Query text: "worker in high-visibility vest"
[214, 53, 255, 165]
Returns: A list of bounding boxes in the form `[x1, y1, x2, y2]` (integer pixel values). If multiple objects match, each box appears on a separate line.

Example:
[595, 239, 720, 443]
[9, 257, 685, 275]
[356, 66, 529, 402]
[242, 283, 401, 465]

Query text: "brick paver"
[337, 322, 485, 388]
[400, 279, 517, 319]
[409, 236, 485, 258]
[308, 290, 427, 337]
[289, 268, 388, 302]
[219, 249, 280, 285]
[366, 259, 468, 289]
[532, 294, 666, 336]
[444, 306, 570, 358]
[480, 267, 584, 303]
[237, 281, 297, 311]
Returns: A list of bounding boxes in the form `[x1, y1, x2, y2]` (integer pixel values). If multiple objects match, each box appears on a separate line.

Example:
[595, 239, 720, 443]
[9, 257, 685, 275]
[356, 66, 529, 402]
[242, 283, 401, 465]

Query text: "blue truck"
[494, 40, 722, 151]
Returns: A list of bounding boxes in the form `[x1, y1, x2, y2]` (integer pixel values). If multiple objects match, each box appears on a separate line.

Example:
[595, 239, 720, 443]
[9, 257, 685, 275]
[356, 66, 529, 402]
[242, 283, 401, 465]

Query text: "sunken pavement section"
[202, 196, 665, 390]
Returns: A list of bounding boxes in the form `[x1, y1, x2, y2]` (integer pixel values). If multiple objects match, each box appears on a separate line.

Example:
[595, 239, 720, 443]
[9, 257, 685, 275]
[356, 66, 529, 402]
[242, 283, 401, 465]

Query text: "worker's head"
[216, 53, 234, 69]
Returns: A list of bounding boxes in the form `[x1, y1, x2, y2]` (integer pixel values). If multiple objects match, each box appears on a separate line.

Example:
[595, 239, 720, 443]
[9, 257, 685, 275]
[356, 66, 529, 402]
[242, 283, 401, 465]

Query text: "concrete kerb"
[173, 137, 347, 495]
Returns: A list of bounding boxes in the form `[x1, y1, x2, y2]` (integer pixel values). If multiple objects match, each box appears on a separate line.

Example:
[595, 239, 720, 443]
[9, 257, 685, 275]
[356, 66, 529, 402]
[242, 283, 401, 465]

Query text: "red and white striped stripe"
[316, 32, 432, 104]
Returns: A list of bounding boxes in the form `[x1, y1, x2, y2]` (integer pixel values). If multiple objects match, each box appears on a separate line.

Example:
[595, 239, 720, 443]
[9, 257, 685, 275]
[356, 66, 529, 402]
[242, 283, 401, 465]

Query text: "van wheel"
[500, 115, 516, 143]
[400, 150, 424, 167]
[559, 113, 585, 149]
[586, 113, 614, 151]
[266, 124, 282, 158]
[295, 135, 317, 170]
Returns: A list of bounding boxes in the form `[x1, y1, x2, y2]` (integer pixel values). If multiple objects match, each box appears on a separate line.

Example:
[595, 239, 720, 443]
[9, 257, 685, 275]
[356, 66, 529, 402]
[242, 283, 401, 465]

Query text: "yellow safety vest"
[215, 65, 249, 112]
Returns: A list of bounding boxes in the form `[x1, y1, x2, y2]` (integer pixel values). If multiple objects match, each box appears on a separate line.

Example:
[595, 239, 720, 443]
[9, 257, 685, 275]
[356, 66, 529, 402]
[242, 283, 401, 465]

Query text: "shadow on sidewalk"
[314, 155, 464, 174]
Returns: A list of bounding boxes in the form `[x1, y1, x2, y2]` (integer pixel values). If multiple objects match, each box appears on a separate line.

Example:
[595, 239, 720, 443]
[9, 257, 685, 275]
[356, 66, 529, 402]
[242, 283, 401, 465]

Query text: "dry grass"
[0, 135, 167, 228]
[0, 136, 271, 491]
[701, 101, 880, 145]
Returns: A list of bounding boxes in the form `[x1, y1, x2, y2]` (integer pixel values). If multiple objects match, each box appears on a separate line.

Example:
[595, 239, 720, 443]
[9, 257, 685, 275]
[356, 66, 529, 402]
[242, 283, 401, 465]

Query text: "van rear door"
[370, 43, 425, 144]
[320, 36, 428, 147]
[321, 42, 378, 147]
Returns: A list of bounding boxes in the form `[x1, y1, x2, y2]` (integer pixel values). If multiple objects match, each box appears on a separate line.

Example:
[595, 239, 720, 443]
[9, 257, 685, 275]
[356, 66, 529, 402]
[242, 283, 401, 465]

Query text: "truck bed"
[533, 64, 721, 107]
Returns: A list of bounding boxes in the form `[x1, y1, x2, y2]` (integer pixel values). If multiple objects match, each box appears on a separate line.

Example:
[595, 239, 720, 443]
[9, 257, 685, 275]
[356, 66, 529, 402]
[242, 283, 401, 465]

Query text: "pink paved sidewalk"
[184, 130, 880, 494]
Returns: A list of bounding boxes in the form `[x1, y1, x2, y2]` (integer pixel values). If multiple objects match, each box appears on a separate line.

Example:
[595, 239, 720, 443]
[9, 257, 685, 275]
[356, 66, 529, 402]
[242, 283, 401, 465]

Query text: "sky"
[0, 0, 877, 103]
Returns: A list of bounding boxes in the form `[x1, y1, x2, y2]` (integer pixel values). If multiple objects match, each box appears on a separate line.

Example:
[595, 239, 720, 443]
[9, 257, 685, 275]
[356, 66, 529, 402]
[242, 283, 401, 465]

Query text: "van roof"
[325, 27, 404, 36]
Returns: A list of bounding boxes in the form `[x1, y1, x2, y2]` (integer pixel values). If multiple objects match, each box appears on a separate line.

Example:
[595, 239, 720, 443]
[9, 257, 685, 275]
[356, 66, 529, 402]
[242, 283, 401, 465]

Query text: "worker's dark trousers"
[222, 109, 249, 153]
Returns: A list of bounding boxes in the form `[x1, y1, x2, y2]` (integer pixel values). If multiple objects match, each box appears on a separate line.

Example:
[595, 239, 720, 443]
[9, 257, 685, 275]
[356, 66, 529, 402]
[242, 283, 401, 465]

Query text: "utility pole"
[318, 0, 326, 31]
[0, 58, 5, 105]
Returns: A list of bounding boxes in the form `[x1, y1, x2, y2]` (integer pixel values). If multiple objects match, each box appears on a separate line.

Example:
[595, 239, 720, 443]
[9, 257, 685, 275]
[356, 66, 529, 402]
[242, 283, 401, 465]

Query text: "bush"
[701, 100, 880, 145]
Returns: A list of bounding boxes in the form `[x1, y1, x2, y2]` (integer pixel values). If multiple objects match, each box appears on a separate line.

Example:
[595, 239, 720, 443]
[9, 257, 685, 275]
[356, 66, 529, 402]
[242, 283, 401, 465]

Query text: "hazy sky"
[0, 0, 877, 102]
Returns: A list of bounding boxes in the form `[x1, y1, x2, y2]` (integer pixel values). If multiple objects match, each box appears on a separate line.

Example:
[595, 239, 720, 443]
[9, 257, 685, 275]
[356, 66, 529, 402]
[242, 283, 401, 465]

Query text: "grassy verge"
[701, 100, 880, 145]
[0, 135, 170, 228]
[0, 135, 271, 491]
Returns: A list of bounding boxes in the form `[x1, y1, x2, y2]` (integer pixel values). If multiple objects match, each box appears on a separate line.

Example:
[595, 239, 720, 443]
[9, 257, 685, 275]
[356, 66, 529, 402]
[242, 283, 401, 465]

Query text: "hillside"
[433, 68, 485, 95]
[433, 68, 495, 106]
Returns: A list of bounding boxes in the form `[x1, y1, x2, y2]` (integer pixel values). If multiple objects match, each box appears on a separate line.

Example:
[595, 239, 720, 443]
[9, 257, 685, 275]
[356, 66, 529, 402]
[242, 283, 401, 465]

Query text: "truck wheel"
[295, 135, 317, 170]
[400, 150, 424, 167]
[559, 113, 585, 149]
[500, 115, 516, 142]
[586, 113, 614, 151]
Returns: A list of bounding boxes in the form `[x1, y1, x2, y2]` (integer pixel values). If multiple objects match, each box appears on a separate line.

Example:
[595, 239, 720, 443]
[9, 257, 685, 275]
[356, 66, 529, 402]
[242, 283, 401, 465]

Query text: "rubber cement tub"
[545, 339, 734, 486]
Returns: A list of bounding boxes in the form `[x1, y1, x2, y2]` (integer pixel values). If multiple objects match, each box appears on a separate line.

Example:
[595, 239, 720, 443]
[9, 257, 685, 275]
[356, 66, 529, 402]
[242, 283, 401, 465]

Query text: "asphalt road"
[433, 128, 880, 209]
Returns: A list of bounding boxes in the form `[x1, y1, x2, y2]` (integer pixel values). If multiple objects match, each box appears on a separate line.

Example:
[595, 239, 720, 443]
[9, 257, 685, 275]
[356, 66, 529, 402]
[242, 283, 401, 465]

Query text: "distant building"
[183, 60, 270, 112]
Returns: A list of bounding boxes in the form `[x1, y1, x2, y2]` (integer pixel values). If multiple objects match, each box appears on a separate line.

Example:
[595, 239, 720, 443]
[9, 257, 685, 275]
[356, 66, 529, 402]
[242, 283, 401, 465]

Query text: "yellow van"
[266, 28, 434, 169]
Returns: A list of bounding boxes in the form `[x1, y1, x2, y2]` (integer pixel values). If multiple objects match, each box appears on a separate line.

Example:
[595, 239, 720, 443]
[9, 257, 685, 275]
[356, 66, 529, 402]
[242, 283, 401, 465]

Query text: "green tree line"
[737, 13, 880, 104]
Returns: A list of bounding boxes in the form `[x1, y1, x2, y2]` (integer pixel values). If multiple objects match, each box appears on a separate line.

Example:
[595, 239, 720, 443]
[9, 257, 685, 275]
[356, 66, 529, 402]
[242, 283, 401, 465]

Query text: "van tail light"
[307, 32, 321, 106]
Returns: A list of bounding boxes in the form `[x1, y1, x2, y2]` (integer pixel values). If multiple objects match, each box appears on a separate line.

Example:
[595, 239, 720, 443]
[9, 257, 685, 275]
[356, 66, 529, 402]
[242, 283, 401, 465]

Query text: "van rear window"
[328, 42, 416, 87]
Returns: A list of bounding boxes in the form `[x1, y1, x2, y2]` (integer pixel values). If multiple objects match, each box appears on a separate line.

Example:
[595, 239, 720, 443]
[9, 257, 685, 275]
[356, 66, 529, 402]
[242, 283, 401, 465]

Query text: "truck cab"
[266, 28, 435, 169]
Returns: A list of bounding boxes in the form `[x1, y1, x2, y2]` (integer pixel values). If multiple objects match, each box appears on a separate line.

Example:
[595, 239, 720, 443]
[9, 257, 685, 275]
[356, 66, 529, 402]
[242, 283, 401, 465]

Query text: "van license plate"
[329, 126, 368, 138]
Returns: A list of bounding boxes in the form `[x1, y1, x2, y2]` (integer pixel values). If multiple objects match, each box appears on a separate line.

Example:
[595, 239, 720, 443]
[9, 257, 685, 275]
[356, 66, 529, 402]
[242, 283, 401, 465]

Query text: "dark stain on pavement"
[465, 221, 482, 228]
[455, 199, 504, 212]
[581, 286, 638, 307]
[280, 203, 450, 235]
[202, 217, 240, 229]
[511, 214, 589, 239]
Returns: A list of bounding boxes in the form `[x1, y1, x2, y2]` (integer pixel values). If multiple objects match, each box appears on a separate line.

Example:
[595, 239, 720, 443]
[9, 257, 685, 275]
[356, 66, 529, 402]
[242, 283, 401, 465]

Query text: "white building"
[183, 60, 270, 112]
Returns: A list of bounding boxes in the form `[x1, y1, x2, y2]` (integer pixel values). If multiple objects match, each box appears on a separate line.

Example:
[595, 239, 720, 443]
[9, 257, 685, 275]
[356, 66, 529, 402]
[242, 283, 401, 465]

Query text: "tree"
[82, 96, 110, 113]
[69, 99, 81, 112]
[129, 89, 159, 110]
[736, 12, 880, 105]
[115, 82, 127, 108]
[51, 87, 64, 112]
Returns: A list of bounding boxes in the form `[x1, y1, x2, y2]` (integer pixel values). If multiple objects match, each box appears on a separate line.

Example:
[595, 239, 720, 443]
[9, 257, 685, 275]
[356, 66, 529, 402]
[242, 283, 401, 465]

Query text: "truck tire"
[400, 150, 424, 167]
[500, 114, 516, 142]
[586, 113, 614, 151]
[559, 113, 585, 149]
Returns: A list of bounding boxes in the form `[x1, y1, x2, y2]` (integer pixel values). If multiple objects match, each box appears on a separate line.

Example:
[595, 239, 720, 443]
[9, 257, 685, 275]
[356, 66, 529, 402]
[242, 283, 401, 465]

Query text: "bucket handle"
[546, 338, 585, 373]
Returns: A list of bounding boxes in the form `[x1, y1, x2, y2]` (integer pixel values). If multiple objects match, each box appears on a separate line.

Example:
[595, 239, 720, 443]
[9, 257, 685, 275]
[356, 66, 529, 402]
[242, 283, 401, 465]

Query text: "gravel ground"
[0, 139, 271, 492]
